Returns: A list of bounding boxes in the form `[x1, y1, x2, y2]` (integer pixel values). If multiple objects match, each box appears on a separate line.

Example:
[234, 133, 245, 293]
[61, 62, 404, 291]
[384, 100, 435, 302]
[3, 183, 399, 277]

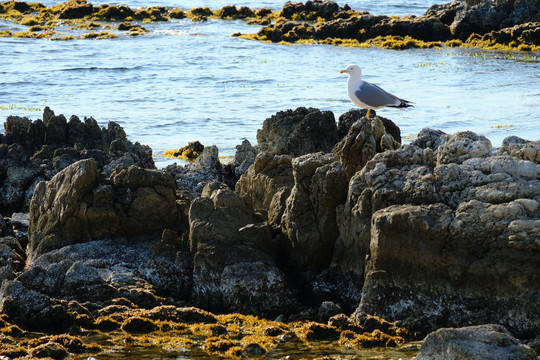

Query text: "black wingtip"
[390, 102, 414, 109]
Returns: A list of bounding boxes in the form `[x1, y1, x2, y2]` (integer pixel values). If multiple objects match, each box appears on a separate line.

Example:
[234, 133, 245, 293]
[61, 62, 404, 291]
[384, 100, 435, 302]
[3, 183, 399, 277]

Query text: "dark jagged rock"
[8, 235, 191, 312]
[279, 0, 343, 20]
[333, 111, 401, 179]
[281, 152, 347, 271]
[445, 0, 540, 40]
[257, 107, 338, 157]
[479, 21, 540, 46]
[317, 301, 342, 323]
[92, 4, 135, 20]
[235, 152, 294, 230]
[0, 280, 74, 332]
[166, 144, 237, 197]
[315, 14, 388, 40]
[58, 0, 93, 19]
[243, 0, 539, 50]
[189, 183, 299, 315]
[215, 5, 254, 19]
[231, 139, 257, 178]
[2, 104, 540, 349]
[370, 16, 453, 41]
[0, 108, 154, 215]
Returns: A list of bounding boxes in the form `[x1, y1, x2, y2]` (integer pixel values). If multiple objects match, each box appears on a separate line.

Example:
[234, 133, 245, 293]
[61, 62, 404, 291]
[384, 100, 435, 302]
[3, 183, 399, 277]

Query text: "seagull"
[340, 64, 413, 119]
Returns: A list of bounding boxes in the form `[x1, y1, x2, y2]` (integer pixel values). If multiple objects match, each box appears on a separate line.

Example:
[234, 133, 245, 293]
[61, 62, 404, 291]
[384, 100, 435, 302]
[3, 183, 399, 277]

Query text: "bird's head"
[340, 64, 362, 77]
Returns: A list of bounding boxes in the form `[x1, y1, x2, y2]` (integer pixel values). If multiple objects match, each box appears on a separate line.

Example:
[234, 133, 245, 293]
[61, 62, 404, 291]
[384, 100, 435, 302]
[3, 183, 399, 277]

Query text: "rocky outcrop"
[2, 105, 539, 350]
[231, 139, 257, 177]
[336, 130, 540, 337]
[469, 22, 540, 48]
[29, 158, 180, 261]
[235, 152, 294, 229]
[500, 135, 540, 164]
[189, 183, 299, 315]
[235, 109, 402, 309]
[281, 152, 346, 270]
[257, 107, 338, 157]
[0, 279, 74, 332]
[446, 0, 540, 40]
[279, 0, 347, 20]
[333, 111, 401, 179]
[0, 107, 154, 214]
[416, 324, 538, 360]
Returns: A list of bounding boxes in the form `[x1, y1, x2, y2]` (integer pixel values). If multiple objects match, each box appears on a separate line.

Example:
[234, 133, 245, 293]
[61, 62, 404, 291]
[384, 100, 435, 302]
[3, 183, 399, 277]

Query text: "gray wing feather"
[354, 82, 401, 108]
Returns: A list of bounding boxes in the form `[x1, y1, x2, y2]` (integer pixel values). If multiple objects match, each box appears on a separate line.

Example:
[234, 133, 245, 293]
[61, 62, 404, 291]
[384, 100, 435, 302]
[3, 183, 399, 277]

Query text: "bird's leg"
[366, 109, 371, 119]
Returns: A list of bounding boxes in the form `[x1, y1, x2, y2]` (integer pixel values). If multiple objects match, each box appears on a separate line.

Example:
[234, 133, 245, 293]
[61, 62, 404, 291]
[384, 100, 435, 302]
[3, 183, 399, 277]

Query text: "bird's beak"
[340, 69, 347, 74]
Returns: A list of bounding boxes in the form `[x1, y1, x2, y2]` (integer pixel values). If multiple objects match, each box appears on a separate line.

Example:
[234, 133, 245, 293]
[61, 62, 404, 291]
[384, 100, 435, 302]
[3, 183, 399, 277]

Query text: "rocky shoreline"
[0, 0, 538, 51]
[0, 107, 539, 358]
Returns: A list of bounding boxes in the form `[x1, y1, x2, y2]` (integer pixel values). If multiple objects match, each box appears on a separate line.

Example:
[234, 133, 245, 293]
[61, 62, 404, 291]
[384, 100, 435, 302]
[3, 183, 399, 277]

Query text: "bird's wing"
[354, 81, 403, 108]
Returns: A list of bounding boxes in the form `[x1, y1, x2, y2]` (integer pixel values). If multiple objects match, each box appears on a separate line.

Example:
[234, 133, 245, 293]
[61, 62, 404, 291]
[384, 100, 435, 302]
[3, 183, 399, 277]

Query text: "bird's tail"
[390, 99, 414, 109]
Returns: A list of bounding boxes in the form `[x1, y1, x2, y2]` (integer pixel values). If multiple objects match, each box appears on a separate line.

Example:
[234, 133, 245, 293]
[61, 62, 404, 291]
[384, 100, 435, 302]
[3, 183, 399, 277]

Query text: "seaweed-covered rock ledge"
[0, 107, 539, 358]
[235, 0, 540, 51]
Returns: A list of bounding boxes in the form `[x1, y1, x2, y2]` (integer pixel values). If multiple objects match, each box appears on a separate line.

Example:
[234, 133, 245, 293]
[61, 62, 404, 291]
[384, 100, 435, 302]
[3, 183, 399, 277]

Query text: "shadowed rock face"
[281, 152, 347, 271]
[189, 183, 299, 316]
[235, 152, 294, 230]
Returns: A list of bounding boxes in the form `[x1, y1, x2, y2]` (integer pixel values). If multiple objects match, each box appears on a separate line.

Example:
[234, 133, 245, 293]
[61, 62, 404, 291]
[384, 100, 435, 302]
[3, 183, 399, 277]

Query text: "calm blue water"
[1, 0, 539, 168]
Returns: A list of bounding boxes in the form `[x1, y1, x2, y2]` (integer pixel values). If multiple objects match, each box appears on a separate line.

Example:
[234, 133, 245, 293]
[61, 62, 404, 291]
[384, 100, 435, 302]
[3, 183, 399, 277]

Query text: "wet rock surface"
[0, 106, 539, 358]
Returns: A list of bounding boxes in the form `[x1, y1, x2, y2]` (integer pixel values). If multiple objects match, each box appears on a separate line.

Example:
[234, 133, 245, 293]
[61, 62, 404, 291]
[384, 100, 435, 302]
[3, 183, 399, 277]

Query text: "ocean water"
[1, 0, 539, 170]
